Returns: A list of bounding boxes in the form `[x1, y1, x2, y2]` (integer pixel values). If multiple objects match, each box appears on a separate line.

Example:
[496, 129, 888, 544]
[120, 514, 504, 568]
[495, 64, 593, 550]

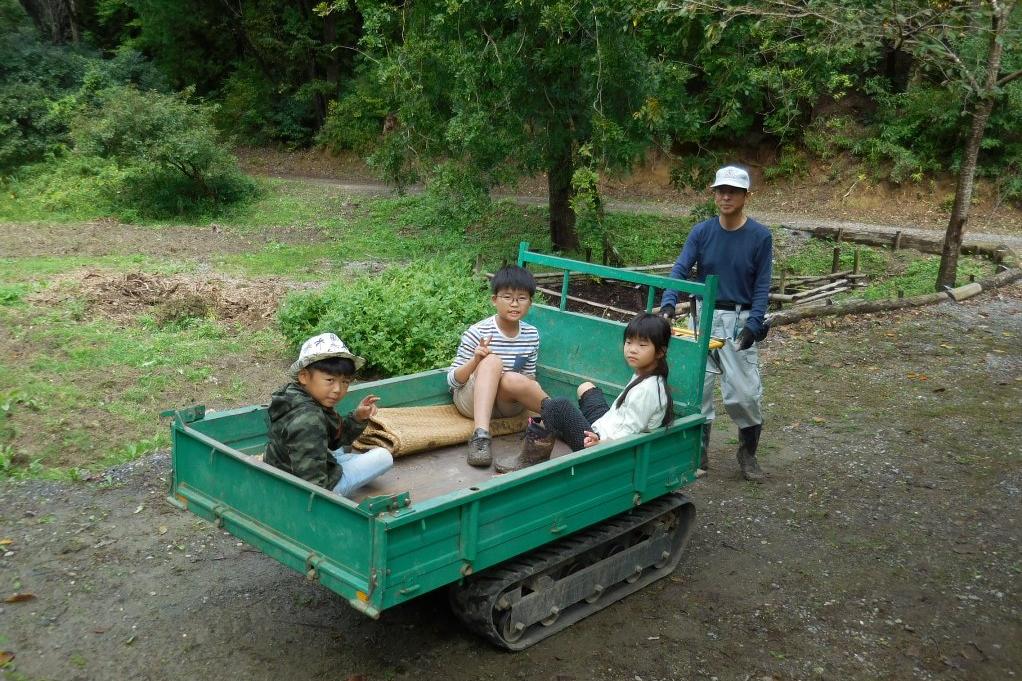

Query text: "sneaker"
[467, 427, 492, 467]
[495, 417, 555, 473]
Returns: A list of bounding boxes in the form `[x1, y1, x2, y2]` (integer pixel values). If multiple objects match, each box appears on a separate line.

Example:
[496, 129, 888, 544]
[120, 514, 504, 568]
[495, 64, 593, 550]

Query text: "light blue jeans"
[331, 447, 394, 498]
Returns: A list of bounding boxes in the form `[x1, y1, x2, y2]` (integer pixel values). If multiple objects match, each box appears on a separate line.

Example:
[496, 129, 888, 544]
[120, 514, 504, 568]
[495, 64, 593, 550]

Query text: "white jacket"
[592, 375, 669, 441]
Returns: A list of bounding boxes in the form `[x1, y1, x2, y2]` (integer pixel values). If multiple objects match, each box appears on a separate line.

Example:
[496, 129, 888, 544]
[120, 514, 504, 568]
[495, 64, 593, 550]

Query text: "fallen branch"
[768, 267, 1021, 326]
[768, 292, 948, 325]
[533, 285, 639, 317]
[794, 286, 851, 305]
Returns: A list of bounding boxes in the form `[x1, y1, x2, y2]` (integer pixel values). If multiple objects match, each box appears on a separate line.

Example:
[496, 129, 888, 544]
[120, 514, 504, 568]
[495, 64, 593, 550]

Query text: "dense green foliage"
[1, 1, 254, 218]
[278, 260, 494, 377]
[2, 0, 1020, 223]
[67, 86, 257, 217]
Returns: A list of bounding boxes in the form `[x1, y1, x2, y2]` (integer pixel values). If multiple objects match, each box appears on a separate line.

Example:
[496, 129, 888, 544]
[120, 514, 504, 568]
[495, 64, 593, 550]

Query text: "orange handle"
[671, 326, 725, 350]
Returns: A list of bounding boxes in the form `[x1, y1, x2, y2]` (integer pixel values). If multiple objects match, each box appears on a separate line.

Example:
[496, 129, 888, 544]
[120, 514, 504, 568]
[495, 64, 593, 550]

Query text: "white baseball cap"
[289, 332, 365, 378]
[710, 165, 751, 190]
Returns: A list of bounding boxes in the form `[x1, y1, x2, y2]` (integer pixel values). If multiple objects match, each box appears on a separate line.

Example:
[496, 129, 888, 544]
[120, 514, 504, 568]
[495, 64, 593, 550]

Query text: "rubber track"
[449, 493, 693, 650]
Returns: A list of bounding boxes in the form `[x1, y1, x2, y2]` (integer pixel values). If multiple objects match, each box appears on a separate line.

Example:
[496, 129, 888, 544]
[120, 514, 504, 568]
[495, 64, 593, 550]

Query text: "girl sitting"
[496, 313, 674, 472]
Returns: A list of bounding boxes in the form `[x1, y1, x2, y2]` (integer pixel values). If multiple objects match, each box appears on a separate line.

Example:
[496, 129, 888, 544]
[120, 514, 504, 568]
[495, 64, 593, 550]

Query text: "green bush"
[69, 86, 258, 217]
[317, 82, 389, 154]
[418, 161, 492, 232]
[763, 144, 810, 181]
[0, 2, 166, 173]
[277, 260, 494, 377]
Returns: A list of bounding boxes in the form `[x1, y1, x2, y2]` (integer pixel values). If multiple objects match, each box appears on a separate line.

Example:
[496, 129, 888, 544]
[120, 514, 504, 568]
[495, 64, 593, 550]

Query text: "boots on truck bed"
[495, 418, 555, 474]
[467, 427, 493, 467]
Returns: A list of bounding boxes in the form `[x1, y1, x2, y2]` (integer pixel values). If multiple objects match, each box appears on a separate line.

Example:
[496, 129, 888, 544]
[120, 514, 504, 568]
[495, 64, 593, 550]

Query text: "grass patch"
[774, 235, 994, 300]
[0, 298, 286, 477]
[0, 174, 1008, 479]
[0, 255, 190, 282]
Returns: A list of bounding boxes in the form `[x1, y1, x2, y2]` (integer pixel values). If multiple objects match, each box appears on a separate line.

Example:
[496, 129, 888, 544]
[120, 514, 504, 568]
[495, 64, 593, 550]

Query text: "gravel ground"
[2, 287, 1019, 681]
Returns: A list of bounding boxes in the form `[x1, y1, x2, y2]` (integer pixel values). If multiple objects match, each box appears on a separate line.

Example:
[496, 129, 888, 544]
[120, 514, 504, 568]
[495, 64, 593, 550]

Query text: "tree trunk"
[935, 5, 1006, 290]
[548, 139, 579, 251]
[19, 0, 78, 44]
[324, 12, 340, 91]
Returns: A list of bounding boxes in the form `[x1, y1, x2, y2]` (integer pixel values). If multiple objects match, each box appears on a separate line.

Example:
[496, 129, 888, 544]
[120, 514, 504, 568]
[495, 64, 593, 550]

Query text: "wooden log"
[793, 286, 851, 305]
[893, 231, 902, 251]
[977, 266, 1022, 290]
[777, 270, 854, 287]
[947, 282, 982, 301]
[790, 279, 849, 300]
[768, 292, 949, 326]
[831, 247, 841, 273]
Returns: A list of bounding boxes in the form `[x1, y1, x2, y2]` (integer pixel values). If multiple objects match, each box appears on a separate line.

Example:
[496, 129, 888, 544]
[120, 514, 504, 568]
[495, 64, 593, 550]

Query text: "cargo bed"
[167, 243, 717, 643]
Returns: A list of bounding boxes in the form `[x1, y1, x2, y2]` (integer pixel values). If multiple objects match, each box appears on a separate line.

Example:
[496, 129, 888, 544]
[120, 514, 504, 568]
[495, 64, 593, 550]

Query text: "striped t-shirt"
[447, 315, 540, 389]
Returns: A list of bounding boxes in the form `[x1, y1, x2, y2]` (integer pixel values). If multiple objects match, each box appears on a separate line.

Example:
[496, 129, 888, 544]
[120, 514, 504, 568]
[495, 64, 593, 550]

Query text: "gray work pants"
[694, 308, 763, 429]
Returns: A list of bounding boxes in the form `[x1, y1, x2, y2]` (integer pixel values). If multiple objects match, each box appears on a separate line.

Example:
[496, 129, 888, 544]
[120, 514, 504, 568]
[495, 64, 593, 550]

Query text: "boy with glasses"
[658, 164, 773, 481]
[448, 265, 548, 467]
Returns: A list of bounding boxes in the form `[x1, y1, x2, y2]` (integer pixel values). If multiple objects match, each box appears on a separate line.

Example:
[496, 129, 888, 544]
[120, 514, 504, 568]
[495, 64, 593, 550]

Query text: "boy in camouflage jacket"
[264, 333, 393, 497]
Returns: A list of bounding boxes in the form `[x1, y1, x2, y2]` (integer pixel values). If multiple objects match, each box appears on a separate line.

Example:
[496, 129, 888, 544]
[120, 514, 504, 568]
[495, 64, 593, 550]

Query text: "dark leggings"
[540, 387, 611, 451]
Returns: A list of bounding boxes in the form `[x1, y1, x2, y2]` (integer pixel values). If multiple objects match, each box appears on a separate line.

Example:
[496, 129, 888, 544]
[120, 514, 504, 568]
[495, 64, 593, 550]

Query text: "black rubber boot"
[697, 422, 712, 477]
[495, 417, 555, 473]
[736, 424, 764, 481]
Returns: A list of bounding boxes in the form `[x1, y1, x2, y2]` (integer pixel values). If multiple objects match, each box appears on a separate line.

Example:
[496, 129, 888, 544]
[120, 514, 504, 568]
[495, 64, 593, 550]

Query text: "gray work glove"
[659, 304, 676, 320]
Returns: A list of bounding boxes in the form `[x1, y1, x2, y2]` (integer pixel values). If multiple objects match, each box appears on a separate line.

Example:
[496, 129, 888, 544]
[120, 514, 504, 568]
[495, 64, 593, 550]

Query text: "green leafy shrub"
[0, 2, 166, 173]
[69, 86, 258, 218]
[317, 82, 389, 154]
[278, 260, 493, 377]
[669, 153, 726, 192]
[417, 161, 492, 232]
[2, 154, 126, 220]
[763, 144, 810, 181]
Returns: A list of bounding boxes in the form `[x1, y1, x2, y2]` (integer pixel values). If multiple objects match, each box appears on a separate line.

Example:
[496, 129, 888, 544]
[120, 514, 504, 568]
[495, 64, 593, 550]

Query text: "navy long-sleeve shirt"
[660, 216, 773, 337]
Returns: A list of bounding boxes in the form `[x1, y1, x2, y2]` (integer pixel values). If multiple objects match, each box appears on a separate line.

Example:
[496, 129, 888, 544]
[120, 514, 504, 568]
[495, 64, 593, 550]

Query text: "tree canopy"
[4, 0, 1021, 282]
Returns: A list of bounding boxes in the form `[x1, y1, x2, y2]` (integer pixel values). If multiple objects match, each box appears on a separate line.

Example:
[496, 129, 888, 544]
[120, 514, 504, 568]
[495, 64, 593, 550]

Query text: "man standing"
[659, 165, 772, 481]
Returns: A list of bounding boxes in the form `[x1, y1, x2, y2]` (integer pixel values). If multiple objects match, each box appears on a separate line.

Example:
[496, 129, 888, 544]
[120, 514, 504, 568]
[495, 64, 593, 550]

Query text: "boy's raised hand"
[473, 335, 492, 362]
[354, 395, 380, 422]
[583, 430, 601, 448]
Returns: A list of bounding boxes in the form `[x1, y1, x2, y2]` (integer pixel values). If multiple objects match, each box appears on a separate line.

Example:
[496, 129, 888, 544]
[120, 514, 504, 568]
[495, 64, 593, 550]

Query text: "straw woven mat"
[352, 404, 528, 457]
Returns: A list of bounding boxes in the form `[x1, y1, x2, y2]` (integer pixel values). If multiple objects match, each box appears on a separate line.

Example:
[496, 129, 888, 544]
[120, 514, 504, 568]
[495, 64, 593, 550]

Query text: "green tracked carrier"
[167, 243, 717, 649]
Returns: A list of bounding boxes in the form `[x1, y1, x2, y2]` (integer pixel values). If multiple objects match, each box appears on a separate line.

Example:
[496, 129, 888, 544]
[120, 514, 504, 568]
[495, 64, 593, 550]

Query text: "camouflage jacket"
[264, 383, 367, 490]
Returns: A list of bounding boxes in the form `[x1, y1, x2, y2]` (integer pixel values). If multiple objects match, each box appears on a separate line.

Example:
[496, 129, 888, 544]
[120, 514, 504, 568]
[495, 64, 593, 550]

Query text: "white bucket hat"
[710, 165, 751, 190]
[289, 332, 365, 379]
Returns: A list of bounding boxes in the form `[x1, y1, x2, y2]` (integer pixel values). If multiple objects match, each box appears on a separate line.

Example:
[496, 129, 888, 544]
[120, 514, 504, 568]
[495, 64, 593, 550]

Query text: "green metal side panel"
[517, 242, 717, 417]
[168, 244, 717, 618]
[168, 368, 457, 616]
[377, 416, 702, 609]
[527, 305, 706, 416]
[170, 424, 379, 612]
[334, 369, 452, 411]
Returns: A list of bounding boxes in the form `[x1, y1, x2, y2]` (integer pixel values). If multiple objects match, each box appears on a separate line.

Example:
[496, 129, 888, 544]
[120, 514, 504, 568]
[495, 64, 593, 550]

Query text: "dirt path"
[3, 287, 1019, 681]
[264, 174, 1022, 250]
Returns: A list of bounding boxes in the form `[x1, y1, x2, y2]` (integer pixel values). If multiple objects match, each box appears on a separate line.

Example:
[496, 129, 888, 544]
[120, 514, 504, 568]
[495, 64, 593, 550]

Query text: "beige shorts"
[452, 373, 525, 419]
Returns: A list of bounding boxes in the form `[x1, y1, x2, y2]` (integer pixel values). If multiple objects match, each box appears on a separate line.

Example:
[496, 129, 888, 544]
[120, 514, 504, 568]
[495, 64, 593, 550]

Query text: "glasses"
[497, 294, 531, 305]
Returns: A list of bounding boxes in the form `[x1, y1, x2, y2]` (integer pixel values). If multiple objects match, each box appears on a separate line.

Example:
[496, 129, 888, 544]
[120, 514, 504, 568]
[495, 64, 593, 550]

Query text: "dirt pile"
[31, 270, 311, 328]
